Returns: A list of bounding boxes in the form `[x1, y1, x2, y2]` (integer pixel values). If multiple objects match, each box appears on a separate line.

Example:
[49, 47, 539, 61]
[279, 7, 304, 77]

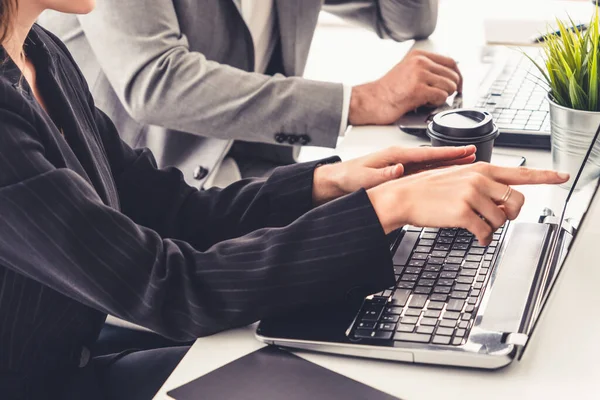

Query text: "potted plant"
[526, 10, 600, 188]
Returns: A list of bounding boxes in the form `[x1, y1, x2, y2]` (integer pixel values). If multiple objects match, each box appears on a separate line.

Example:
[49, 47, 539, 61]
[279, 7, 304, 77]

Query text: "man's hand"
[349, 49, 462, 126]
[312, 145, 476, 206]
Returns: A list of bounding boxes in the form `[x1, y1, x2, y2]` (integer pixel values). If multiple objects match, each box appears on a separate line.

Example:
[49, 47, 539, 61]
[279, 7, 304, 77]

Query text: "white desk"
[156, 1, 600, 399]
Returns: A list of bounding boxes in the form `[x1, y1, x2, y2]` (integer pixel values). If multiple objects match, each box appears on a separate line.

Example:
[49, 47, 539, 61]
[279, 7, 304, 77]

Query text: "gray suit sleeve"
[324, 0, 438, 41]
[75, 0, 342, 148]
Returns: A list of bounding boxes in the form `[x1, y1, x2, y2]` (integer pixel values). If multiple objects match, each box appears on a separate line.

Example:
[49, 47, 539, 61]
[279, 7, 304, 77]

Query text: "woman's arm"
[0, 108, 395, 341]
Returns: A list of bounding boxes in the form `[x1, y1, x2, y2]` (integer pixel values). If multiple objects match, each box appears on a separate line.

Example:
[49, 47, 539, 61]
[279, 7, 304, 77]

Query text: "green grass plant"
[526, 10, 600, 111]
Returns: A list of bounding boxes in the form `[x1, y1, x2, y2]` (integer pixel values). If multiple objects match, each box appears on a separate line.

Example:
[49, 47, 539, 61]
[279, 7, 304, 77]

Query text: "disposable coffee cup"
[426, 109, 499, 163]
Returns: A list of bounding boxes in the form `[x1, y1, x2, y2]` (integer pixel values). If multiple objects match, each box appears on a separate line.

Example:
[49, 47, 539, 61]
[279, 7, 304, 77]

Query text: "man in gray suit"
[39, 1, 461, 187]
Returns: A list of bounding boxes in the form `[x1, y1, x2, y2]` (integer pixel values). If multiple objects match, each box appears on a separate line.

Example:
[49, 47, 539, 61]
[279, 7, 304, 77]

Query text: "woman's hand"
[312, 145, 477, 206]
[367, 162, 570, 245]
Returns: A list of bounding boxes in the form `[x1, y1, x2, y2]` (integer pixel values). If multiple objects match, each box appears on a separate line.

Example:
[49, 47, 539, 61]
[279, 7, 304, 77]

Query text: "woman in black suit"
[0, 1, 568, 399]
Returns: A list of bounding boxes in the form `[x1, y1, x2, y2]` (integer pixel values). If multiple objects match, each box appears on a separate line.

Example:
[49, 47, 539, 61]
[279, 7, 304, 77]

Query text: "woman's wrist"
[366, 185, 409, 234]
[312, 163, 344, 206]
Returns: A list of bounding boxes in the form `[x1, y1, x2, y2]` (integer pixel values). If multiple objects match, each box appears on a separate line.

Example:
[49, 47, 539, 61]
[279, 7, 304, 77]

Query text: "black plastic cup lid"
[430, 109, 495, 139]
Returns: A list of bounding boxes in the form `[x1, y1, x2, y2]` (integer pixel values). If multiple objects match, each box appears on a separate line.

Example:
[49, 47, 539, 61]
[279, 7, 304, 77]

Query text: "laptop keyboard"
[351, 225, 506, 346]
[475, 52, 550, 133]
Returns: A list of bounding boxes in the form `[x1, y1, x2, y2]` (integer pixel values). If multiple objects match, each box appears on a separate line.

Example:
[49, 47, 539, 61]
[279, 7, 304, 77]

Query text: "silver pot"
[548, 96, 600, 189]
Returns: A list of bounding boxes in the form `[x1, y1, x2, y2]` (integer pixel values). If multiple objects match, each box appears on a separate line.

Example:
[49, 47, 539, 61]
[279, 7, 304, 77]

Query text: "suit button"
[193, 165, 209, 180]
[299, 134, 311, 145]
[275, 133, 287, 143]
[287, 135, 299, 144]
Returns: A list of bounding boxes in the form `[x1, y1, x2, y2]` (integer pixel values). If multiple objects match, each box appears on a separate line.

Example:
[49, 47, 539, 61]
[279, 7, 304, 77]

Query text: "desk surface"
[156, 1, 600, 398]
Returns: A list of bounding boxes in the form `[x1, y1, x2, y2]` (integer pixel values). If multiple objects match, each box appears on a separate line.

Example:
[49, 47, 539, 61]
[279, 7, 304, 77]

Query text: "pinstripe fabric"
[0, 26, 394, 399]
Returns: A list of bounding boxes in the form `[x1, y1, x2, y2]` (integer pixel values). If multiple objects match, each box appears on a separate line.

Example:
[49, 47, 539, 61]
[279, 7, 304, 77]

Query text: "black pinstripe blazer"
[0, 25, 394, 398]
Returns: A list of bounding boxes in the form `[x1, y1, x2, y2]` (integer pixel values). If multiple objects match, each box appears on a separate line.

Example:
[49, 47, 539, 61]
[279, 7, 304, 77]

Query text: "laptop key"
[471, 289, 481, 297]
[424, 264, 442, 272]
[467, 297, 478, 305]
[431, 251, 448, 258]
[430, 294, 448, 302]
[414, 286, 432, 295]
[437, 278, 454, 286]
[378, 323, 396, 331]
[468, 248, 485, 255]
[357, 321, 377, 329]
[394, 332, 432, 343]
[355, 330, 393, 340]
[381, 315, 400, 323]
[433, 286, 451, 294]
[408, 294, 428, 308]
[466, 255, 482, 262]
[433, 335, 451, 345]
[417, 325, 435, 334]
[438, 237, 454, 244]
[443, 311, 460, 320]
[422, 233, 437, 240]
[452, 243, 469, 250]
[446, 299, 465, 312]
[401, 274, 419, 282]
[453, 284, 470, 292]
[420, 317, 438, 326]
[392, 289, 411, 307]
[385, 306, 403, 315]
[436, 327, 454, 336]
[415, 246, 432, 253]
[439, 319, 457, 328]
[450, 291, 468, 300]
[401, 316, 419, 325]
[424, 310, 441, 318]
[411, 253, 428, 260]
[452, 337, 464, 346]
[419, 239, 434, 246]
[458, 321, 469, 329]
[417, 279, 435, 287]
[421, 272, 439, 279]
[404, 266, 422, 274]
[456, 329, 467, 337]
[462, 262, 479, 269]
[440, 271, 458, 279]
[404, 308, 422, 317]
[445, 257, 464, 264]
[427, 257, 444, 265]
[449, 250, 466, 257]
[408, 259, 426, 267]
[476, 275, 486, 283]
[397, 281, 416, 289]
[424, 228, 440, 233]
[397, 324, 415, 333]
[460, 269, 477, 277]
[457, 276, 474, 284]
[465, 305, 475, 313]
[427, 301, 445, 310]
[442, 264, 460, 272]
[434, 244, 451, 251]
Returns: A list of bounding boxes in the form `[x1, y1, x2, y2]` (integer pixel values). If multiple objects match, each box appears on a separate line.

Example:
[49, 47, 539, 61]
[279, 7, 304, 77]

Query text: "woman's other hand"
[312, 145, 477, 206]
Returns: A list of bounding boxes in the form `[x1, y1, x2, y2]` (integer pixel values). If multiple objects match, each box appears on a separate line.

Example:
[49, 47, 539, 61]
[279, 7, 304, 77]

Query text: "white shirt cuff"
[338, 84, 352, 137]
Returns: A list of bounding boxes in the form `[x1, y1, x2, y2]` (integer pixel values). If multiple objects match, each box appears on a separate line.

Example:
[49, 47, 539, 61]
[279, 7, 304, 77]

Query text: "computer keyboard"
[351, 225, 506, 346]
[475, 52, 550, 133]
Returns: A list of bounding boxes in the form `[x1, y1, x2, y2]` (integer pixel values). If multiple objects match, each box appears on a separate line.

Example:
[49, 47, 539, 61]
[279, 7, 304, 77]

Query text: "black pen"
[533, 23, 588, 43]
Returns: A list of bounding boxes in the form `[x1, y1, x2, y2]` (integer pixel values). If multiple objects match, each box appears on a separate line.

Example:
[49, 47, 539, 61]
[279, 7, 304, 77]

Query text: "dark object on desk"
[532, 23, 588, 43]
[426, 109, 499, 162]
[167, 346, 399, 400]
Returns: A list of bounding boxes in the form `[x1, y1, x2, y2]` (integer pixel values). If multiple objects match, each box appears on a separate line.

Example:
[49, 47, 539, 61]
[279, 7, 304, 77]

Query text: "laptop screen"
[521, 120, 600, 356]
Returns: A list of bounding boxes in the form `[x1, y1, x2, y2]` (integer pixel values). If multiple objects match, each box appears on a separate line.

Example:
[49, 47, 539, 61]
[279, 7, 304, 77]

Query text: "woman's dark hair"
[0, 0, 17, 45]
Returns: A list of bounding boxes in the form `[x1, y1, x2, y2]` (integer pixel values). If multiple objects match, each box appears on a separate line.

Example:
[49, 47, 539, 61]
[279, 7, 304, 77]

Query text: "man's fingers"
[483, 165, 570, 186]
[419, 51, 463, 93]
[427, 62, 461, 89]
[425, 71, 457, 96]
[424, 86, 450, 106]
[365, 164, 404, 189]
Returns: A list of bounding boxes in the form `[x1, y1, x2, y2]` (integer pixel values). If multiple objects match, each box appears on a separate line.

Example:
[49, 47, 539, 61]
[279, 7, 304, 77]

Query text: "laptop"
[256, 126, 600, 370]
[397, 47, 551, 149]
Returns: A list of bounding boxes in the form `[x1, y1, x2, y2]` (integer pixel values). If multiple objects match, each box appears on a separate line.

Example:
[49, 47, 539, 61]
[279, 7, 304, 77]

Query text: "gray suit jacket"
[39, 0, 437, 187]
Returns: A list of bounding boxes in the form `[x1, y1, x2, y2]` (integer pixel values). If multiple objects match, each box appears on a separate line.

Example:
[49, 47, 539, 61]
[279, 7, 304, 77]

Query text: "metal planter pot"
[548, 96, 600, 189]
